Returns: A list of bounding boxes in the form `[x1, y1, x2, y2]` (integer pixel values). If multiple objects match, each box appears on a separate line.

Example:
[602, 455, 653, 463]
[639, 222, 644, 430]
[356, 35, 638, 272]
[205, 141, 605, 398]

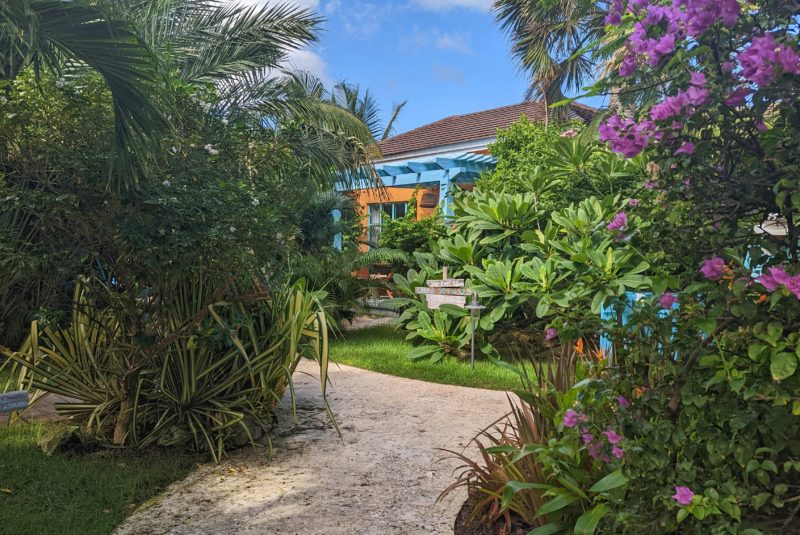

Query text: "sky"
[238, 0, 607, 135]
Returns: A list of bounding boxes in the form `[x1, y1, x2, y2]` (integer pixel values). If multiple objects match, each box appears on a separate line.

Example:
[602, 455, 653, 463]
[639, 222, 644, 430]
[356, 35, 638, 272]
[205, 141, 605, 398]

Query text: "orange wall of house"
[351, 186, 439, 252]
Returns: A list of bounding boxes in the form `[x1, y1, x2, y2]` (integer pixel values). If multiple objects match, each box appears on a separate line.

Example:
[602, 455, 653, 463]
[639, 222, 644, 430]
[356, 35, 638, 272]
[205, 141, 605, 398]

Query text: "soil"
[453, 493, 531, 535]
[115, 360, 510, 535]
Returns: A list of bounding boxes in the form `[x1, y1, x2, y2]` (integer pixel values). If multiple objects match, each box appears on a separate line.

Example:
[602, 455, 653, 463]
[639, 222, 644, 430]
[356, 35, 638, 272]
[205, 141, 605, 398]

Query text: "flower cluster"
[700, 256, 726, 280]
[612, 0, 740, 75]
[598, 116, 654, 158]
[756, 265, 800, 300]
[607, 211, 628, 231]
[738, 33, 800, 86]
[563, 395, 629, 462]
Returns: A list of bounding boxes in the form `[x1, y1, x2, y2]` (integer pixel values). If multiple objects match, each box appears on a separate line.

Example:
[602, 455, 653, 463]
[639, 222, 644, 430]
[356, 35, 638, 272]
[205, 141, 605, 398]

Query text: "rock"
[37, 425, 81, 456]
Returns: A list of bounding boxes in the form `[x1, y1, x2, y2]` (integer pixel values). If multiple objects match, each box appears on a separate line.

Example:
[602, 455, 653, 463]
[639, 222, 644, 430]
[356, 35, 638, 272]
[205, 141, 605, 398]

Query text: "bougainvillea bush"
[446, 0, 800, 533]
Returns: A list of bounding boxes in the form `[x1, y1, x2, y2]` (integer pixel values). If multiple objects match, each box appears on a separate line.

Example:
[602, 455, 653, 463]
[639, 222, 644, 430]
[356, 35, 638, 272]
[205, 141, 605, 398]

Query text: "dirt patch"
[115, 360, 510, 535]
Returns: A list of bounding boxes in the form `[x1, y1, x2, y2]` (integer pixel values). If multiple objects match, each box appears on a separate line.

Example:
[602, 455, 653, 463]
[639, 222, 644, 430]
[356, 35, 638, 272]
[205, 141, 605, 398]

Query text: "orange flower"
[634, 386, 645, 398]
[575, 338, 585, 356]
[755, 294, 768, 304]
[593, 348, 606, 361]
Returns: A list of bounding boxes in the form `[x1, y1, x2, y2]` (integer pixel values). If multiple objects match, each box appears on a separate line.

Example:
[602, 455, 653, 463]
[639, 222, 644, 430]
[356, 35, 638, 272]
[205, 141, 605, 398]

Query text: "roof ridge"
[378, 100, 597, 158]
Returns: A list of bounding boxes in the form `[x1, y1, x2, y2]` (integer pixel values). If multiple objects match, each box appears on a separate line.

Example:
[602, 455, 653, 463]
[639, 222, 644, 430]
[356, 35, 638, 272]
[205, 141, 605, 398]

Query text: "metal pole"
[470, 312, 476, 370]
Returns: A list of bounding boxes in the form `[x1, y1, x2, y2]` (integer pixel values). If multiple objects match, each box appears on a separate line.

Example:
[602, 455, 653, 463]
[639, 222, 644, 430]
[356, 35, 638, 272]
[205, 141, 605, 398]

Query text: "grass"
[0, 419, 201, 535]
[330, 325, 534, 391]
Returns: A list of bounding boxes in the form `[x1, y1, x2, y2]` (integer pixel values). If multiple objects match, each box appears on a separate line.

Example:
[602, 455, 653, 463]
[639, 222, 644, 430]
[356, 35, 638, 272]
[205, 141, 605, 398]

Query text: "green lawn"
[0, 420, 200, 535]
[331, 325, 532, 391]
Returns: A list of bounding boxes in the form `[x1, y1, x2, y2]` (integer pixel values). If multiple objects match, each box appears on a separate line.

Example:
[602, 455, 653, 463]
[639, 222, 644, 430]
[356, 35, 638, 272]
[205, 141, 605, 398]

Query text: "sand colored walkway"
[116, 360, 510, 535]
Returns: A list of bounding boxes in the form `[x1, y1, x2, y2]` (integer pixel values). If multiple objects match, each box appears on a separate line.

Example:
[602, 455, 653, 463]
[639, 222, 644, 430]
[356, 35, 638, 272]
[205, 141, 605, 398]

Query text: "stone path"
[116, 360, 510, 535]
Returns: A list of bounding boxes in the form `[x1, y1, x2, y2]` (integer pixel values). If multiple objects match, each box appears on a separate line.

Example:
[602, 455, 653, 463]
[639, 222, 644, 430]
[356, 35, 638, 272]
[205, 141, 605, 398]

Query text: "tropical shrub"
[447, 0, 800, 532]
[2, 278, 330, 462]
[379, 190, 448, 255]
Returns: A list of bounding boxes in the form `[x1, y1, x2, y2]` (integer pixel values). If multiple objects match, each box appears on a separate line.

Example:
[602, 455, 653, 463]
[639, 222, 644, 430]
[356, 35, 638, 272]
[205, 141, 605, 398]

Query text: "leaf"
[589, 469, 628, 493]
[574, 504, 610, 535]
[535, 494, 580, 517]
[527, 524, 564, 535]
[696, 318, 717, 336]
[770, 352, 798, 381]
[407, 345, 437, 360]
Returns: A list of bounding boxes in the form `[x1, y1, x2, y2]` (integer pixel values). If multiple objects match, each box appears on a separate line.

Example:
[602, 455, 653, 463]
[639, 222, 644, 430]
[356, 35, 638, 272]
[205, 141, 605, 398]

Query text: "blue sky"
[249, 0, 606, 135]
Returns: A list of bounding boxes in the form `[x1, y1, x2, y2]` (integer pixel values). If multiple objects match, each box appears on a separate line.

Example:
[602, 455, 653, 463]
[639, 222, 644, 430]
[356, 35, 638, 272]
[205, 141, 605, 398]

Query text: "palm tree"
[0, 0, 165, 186]
[493, 0, 605, 114]
[330, 82, 408, 141]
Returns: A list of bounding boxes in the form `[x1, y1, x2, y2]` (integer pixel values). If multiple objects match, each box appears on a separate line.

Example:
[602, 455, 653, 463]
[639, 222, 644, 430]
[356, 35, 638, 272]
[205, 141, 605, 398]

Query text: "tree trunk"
[113, 370, 139, 445]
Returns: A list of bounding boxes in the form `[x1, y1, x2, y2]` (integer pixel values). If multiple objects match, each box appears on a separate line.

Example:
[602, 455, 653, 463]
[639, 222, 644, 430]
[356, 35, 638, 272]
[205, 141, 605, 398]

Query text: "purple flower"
[675, 142, 695, 156]
[628, 198, 639, 206]
[603, 429, 622, 445]
[617, 395, 630, 408]
[755, 121, 767, 132]
[607, 212, 628, 231]
[672, 486, 695, 506]
[619, 52, 637, 77]
[644, 181, 656, 190]
[612, 445, 625, 459]
[545, 327, 558, 341]
[700, 256, 726, 280]
[689, 71, 707, 87]
[599, 115, 653, 158]
[659, 293, 679, 309]
[724, 87, 751, 107]
[757, 266, 800, 299]
[587, 441, 603, 459]
[582, 432, 594, 444]
[563, 409, 579, 428]
[739, 34, 800, 86]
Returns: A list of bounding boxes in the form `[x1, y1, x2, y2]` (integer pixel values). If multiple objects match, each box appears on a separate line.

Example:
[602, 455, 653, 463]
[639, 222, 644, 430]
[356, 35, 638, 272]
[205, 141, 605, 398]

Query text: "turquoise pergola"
[338, 152, 497, 214]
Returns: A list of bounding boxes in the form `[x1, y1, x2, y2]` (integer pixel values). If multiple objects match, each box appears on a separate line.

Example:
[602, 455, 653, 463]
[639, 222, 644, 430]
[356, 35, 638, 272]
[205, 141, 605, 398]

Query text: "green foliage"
[379, 211, 447, 255]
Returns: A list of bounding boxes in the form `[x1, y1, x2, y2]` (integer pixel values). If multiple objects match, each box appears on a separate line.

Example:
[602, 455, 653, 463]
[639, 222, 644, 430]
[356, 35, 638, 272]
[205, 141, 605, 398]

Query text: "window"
[367, 202, 407, 246]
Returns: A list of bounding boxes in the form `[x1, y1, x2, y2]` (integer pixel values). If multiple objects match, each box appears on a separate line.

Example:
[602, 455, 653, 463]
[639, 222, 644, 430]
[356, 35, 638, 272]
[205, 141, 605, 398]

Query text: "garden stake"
[466, 291, 486, 370]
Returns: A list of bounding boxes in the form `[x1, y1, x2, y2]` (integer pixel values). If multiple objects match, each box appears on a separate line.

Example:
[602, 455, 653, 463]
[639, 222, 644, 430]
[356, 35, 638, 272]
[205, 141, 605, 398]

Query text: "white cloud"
[282, 48, 330, 84]
[342, 2, 392, 37]
[433, 63, 465, 84]
[435, 32, 471, 53]
[411, 0, 492, 12]
[401, 26, 472, 54]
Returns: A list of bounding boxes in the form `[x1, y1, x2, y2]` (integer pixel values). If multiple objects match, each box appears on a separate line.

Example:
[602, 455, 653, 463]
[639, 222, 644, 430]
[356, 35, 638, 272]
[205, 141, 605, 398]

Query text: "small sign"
[415, 287, 469, 296]
[426, 279, 465, 288]
[0, 391, 28, 413]
[426, 294, 467, 309]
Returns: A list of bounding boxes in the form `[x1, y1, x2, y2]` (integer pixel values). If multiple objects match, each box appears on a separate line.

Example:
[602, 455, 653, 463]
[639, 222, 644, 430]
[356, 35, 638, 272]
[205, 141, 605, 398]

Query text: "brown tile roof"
[378, 101, 596, 158]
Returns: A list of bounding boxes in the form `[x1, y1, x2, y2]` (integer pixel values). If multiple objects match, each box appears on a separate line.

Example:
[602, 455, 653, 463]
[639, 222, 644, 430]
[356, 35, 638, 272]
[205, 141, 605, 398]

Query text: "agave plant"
[1, 276, 332, 462]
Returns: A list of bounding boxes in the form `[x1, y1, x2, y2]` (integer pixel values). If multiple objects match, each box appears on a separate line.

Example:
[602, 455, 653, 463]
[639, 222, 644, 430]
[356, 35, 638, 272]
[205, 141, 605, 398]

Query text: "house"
[343, 100, 596, 249]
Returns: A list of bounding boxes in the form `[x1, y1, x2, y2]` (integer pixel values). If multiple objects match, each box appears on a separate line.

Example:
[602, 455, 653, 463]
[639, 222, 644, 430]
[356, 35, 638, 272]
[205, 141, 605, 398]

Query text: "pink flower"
[659, 293, 679, 309]
[628, 198, 639, 206]
[644, 181, 656, 190]
[672, 486, 695, 506]
[757, 266, 800, 299]
[603, 429, 622, 445]
[587, 441, 603, 459]
[755, 121, 767, 132]
[700, 256, 726, 280]
[545, 327, 558, 341]
[607, 212, 628, 231]
[739, 34, 800, 86]
[563, 409, 579, 428]
[675, 142, 695, 156]
[612, 445, 625, 459]
[617, 395, 630, 408]
[582, 432, 594, 444]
